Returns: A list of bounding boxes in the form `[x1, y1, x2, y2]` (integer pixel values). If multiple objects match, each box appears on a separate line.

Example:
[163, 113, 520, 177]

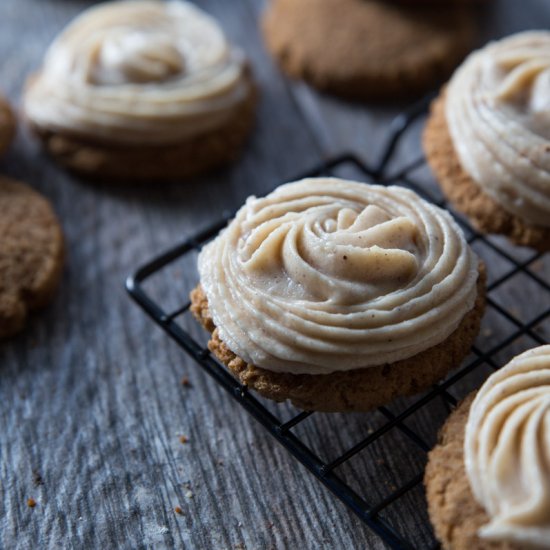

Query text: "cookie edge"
[0, 177, 65, 340]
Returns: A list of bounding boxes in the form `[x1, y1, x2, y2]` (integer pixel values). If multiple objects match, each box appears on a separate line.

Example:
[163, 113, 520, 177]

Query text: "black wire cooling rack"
[126, 97, 550, 550]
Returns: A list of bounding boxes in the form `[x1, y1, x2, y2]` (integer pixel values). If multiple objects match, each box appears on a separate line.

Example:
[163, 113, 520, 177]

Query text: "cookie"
[190, 178, 486, 413]
[262, 0, 476, 101]
[426, 345, 550, 549]
[424, 395, 519, 550]
[0, 177, 64, 339]
[24, 1, 257, 182]
[0, 93, 15, 158]
[424, 32, 550, 251]
[424, 94, 550, 252]
[190, 269, 484, 412]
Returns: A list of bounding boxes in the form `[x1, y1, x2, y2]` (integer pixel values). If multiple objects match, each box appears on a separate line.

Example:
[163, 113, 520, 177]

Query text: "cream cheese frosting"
[24, 1, 251, 145]
[446, 31, 550, 227]
[198, 178, 480, 375]
[464, 345, 550, 548]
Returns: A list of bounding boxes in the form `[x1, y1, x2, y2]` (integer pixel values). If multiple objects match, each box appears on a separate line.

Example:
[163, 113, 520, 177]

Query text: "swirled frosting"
[446, 31, 550, 227]
[24, 1, 251, 145]
[198, 178, 480, 375]
[464, 346, 550, 548]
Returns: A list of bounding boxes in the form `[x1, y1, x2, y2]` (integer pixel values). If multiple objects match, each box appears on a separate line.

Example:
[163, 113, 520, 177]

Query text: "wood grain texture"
[0, 1, 549, 549]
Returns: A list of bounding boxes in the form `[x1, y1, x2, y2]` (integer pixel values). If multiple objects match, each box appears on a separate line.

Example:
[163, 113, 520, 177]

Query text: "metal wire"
[126, 97, 550, 550]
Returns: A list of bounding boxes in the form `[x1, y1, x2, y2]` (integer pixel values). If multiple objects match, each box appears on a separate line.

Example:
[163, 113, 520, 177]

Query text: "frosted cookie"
[191, 178, 485, 412]
[424, 32, 550, 251]
[425, 346, 550, 549]
[24, 1, 256, 182]
[0, 177, 64, 339]
[262, 0, 476, 102]
[0, 93, 15, 158]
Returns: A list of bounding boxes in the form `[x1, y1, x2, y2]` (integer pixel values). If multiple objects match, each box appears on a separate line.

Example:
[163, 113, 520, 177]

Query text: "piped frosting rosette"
[198, 178, 480, 375]
[24, 1, 250, 145]
[464, 345, 550, 548]
[446, 31, 550, 227]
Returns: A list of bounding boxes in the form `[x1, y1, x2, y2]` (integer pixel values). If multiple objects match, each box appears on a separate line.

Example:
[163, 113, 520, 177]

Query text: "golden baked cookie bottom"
[424, 94, 550, 252]
[262, 0, 475, 102]
[0, 93, 15, 158]
[0, 176, 64, 339]
[424, 394, 523, 550]
[189, 265, 486, 413]
[28, 80, 257, 183]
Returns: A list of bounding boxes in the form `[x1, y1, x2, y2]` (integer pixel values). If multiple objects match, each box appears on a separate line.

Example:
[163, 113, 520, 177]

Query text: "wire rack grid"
[126, 97, 550, 550]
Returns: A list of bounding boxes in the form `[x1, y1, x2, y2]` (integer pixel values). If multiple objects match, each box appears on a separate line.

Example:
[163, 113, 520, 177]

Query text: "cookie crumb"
[32, 471, 43, 486]
[179, 435, 189, 444]
[174, 506, 184, 515]
[181, 376, 192, 388]
[27, 498, 36, 508]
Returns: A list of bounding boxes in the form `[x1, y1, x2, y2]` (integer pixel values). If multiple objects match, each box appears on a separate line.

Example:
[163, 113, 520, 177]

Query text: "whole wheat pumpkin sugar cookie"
[425, 345, 550, 550]
[262, 0, 476, 101]
[0, 177, 64, 339]
[424, 32, 550, 251]
[24, 1, 257, 182]
[191, 178, 486, 412]
[0, 93, 15, 158]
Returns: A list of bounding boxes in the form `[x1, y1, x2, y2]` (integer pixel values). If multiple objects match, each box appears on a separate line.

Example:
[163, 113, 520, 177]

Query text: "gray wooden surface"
[1, 1, 549, 549]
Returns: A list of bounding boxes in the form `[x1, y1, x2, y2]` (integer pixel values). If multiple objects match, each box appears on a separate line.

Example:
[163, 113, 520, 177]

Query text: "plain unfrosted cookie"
[0, 93, 15, 158]
[189, 266, 486, 413]
[0, 177, 64, 339]
[424, 94, 550, 252]
[424, 395, 523, 550]
[262, 0, 476, 101]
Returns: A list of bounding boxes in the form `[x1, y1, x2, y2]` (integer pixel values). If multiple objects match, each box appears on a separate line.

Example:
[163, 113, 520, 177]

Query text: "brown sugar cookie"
[0, 177, 64, 339]
[0, 94, 15, 158]
[23, 1, 257, 182]
[424, 94, 550, 252]
[427, 345, 550, 549]
[424, 395, 523, 550]
[192, 178, 485, 413]
[262, 0, 476, 101]
[189, 265, 485, 412]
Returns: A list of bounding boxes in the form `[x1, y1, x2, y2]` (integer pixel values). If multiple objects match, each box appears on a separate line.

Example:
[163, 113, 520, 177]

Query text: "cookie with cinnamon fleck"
[424, 32, 550, 251]
[262, 0, 476, 101]
[190, 178, 486, 413]
[425, 396, 523, 550]
[0, 177, 64, 339]
[424, 94, 550, 252]
[23, 1, 257, 182]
